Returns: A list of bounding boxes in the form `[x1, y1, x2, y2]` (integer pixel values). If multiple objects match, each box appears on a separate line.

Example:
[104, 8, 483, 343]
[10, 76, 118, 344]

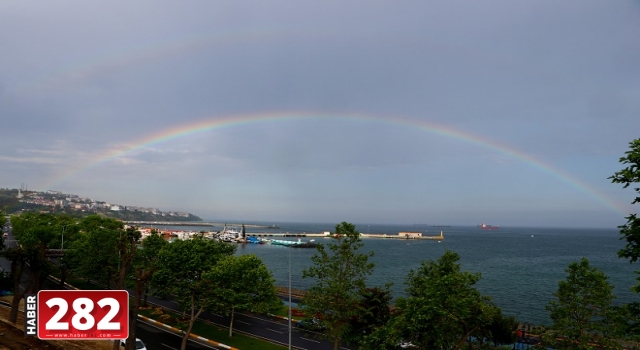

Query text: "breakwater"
[246, 232, 444, 240]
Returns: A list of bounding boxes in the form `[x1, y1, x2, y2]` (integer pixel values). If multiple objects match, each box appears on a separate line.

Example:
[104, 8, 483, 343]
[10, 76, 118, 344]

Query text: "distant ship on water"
[478, 223, 500, 230]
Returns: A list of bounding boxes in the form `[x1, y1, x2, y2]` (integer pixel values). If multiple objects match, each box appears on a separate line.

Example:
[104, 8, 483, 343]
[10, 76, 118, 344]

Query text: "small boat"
[290, 239, 317, 248]
[246, 236, 265, 244]
[217, 225, 242, 242]
[270, 238, 317, 248]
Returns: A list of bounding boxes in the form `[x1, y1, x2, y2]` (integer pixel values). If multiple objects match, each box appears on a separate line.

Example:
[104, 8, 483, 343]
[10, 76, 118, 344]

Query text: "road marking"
[301, 337, 320, 343]
[161, 343, 177, 349]
[237, 320, 250, 325]
[267, 328, 284, 334]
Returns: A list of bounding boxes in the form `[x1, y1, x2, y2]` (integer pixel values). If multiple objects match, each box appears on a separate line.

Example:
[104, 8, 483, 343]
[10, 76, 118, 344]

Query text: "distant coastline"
[0, 188, 202, 222]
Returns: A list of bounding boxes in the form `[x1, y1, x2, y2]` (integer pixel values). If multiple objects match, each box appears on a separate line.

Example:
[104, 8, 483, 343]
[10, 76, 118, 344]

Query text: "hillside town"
[1, 188, 202, 222]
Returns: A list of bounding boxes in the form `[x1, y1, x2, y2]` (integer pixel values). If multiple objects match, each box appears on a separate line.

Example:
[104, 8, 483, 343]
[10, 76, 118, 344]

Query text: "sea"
[159, 222, 639, 326]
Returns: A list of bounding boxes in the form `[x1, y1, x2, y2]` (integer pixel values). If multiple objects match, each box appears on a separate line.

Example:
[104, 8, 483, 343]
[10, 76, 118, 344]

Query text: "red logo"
[36, 290, 129, 340]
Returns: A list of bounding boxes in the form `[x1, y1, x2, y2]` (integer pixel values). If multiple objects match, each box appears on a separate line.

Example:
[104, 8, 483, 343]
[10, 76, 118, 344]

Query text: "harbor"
[131, 223, 445, 243]
[245, 231, 444, 240]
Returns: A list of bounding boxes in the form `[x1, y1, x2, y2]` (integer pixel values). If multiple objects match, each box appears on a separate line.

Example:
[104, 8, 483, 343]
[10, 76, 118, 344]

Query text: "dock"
[246, 231, 444, 240]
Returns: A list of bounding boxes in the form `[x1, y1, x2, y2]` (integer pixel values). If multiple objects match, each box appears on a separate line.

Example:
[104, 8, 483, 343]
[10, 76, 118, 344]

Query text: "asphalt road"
[146, 293, 344, 350]
[134, 321, 216, 350]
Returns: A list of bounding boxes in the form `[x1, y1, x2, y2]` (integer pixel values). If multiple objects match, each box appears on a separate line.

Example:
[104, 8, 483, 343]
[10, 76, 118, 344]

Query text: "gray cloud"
[0, 0, 638, 226]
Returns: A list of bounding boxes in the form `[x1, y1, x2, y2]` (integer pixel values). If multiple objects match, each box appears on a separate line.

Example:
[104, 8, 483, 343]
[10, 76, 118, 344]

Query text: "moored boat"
[270, 238, 317, 248]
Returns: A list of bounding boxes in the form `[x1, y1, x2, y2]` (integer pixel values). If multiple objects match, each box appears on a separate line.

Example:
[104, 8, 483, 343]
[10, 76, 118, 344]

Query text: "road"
[135, 322, 216, 350]
[146, 293, 344, 350]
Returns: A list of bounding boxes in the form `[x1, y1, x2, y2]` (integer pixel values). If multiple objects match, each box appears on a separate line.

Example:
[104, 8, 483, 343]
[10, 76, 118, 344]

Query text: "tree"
[542, 258, 620, 349]
[0, 212, 6, 250]
[610, 139, 640, 283]
[53, 215, 80, 289]
[486, 311, 518, 348]
[152, 237, 236, 350]
[124, 231, 167, 350]
[2, 246, 30, 323]
[65, 216, 138, 350]
[204, 254, 280, 337]
[11, 212, 58, 291]
[0, 212, 7, 293]
[5, 213, 58, 323]
[611, 302, 640, 348]
[365, 251, 498, 350]
[342, 286, 393, 348]
[67, 216, 125, 289]
[302, 221, 375, 350]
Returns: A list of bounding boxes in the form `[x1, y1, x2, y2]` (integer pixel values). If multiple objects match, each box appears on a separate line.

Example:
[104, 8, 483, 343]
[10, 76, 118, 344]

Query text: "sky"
[1, 1, 639, 228]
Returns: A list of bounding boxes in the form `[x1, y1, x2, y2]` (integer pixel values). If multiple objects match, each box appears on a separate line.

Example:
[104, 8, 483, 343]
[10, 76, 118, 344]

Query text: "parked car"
[120, 338, 147, 350]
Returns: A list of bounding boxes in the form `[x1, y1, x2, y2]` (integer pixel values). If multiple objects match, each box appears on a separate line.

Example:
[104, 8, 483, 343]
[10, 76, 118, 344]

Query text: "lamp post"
[61, 225, 66, 251]
[288, 246, 292, 350]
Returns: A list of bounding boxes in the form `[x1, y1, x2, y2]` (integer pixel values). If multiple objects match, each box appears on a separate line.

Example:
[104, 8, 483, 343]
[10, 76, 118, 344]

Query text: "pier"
[246, 231, 444, 240]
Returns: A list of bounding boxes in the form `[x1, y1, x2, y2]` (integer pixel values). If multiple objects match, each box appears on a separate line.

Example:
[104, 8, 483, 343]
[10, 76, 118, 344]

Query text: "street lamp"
[288, 246, 292, 350]
[61, 225, 66, 250]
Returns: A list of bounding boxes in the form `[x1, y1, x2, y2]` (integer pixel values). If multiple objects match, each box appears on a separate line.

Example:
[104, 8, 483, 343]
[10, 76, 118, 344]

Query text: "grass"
[270, 305, 291, 318]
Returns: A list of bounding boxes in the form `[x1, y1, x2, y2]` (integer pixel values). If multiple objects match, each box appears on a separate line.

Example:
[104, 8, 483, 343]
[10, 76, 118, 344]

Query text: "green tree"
[342, 286, 393, 348]
[65, 216, 139, 350]
[302, 221, 375, 350]
[0, 212, 6, 250]
[205, 254, 281, 337]
[5, 213, 59, 323]
[365, 251, 498, 350]
[609, 138, 640, 344]
[152, 237, 236, 350]
[53, 216, 80, 289]
[610, 138, 640, 283]
[11, 212, 58, 291]
[487, 311, 518, 348]
[124, 231, 168, 350]
[611, 302, 640, 347]
[542, 258, 620, 350]
[67, 216, 124, 288]
[0, 211, 6, 301]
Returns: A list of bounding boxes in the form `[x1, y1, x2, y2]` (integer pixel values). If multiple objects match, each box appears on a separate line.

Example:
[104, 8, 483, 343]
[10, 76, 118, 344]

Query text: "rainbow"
[42, 111, 627, 215]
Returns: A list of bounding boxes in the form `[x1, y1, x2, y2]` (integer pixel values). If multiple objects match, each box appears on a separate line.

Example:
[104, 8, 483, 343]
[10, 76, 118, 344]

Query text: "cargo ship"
[478, 223, 499, 230]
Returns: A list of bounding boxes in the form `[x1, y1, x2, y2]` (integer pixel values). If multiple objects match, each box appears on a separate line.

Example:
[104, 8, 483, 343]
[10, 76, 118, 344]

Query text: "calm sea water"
[167, 223, 639, 325]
